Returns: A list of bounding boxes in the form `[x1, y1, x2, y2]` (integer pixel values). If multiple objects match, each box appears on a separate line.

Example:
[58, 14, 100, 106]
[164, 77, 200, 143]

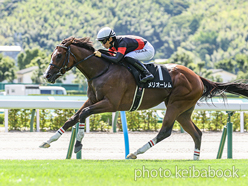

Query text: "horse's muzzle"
[43, 73, 56, 84]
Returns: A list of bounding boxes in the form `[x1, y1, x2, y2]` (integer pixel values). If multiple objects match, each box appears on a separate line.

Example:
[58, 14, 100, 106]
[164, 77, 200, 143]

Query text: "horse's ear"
[65, 37, 75, 47]
[85, 37, 90, 42]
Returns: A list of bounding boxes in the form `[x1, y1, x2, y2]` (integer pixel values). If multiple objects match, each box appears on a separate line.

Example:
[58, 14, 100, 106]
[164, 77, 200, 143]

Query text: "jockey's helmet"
[96, 27, 116, 42]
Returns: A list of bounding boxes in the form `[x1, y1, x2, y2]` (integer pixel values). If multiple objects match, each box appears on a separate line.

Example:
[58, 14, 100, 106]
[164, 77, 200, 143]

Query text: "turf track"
[0, 159, 248, 186]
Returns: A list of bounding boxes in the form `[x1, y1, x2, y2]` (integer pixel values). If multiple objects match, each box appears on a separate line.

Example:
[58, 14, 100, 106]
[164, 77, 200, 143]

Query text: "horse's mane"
[61, 36, 95, 52]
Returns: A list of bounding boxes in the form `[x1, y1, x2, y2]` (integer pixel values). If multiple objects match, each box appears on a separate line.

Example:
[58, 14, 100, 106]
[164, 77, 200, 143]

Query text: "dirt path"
[1, 131, 248, 160]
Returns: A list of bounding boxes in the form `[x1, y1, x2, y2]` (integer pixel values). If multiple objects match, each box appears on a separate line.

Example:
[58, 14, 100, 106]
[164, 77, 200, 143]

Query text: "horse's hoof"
[74, 143, 82, 153]
[126, 153, 137, 159]
[39, 142, 50, 148]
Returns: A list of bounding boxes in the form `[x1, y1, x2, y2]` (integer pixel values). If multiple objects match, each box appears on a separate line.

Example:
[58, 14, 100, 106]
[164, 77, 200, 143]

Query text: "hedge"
[2, 109, 248, 132]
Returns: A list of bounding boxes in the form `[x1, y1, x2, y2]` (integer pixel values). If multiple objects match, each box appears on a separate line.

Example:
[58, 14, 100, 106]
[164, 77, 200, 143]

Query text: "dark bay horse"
[40, 36, 248, 160]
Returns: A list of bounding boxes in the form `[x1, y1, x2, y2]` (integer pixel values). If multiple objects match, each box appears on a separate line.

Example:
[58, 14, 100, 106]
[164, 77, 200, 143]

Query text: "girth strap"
[129, 86, 145, 111]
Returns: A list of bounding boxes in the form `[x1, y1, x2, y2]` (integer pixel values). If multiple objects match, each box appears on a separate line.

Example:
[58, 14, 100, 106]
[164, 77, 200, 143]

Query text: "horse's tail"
[199, 76, 248, 101]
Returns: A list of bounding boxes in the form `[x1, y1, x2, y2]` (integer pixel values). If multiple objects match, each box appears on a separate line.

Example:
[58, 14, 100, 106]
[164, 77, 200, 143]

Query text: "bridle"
[49, 44, 94, 76]
[49, 44, 111, 82]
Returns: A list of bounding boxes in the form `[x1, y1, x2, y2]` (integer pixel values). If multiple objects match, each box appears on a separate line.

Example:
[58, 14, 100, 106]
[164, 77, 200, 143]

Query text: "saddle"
[99, 49, 173, 89]
[120, 60, 173, 89]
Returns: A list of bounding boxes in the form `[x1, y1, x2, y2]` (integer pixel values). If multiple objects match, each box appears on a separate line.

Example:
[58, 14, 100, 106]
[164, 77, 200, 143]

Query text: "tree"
[235, 54, 248, 73]
[214, 58, 237, 74]
[168, 52, 193, 67]
[17, 48, 44, 70]
[21, 48, 53, 84]
[29, 57, 49, 84]
[0, 54, 16, 82]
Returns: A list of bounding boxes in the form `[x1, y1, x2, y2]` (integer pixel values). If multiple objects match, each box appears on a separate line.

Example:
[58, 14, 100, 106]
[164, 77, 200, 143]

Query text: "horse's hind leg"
[127, 99, 201, 159]
[176, 106, 202, 160]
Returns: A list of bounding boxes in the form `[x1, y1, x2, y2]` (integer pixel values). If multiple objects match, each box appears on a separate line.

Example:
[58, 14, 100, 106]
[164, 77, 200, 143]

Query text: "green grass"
[0, 159, 248, 186]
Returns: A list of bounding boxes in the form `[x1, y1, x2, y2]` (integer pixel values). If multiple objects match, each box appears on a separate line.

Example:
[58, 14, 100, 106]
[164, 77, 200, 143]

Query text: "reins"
[49, 44, 109, 82]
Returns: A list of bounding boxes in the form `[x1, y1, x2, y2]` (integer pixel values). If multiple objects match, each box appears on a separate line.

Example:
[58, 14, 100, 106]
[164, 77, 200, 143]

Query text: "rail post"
[180, 126, 184, 133]
[227, 111, 234, 159]
[216, 126, 227, 159]
[216, 111, 234, 159]
[66, 126, 76, 159]
[120, 111, 130, 159]
[66, 123, 82, 159]
[75, 122, 82, 159]
[30, 109, 35, 132]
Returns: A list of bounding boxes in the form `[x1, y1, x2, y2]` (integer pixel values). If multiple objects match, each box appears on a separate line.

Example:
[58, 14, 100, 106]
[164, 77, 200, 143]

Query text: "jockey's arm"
[100, 52, 124, 64]
[95, 40, 127, 63]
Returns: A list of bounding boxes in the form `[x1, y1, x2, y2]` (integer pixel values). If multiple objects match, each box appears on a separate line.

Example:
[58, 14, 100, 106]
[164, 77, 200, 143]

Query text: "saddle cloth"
[121, 61, 173, 89]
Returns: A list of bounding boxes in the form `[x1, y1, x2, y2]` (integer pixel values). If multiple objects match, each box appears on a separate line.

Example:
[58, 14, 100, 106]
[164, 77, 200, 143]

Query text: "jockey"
[94, 27, 154, 83]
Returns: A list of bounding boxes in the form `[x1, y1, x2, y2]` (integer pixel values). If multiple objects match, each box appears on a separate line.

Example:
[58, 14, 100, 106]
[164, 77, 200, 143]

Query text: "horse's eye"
[57, 54, 62, 58]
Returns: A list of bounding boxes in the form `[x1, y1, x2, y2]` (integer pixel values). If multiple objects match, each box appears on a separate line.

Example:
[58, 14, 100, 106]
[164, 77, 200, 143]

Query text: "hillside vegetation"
[1, 0, 248, 64]
[1, 0, 248, 84]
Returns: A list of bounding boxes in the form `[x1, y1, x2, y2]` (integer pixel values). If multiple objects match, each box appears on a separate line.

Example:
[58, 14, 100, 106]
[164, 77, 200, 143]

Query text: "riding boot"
[125, 57, 154, 83]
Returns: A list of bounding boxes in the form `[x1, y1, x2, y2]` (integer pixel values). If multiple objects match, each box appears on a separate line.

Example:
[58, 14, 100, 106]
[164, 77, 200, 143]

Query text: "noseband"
[49, 45, 94, 76]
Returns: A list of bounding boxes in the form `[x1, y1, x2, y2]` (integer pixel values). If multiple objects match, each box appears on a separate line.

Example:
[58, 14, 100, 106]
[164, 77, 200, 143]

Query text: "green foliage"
[168, 52, 194, 67]
[8, 109, 21, 131]
[100, 113, 112, 125]
[0, 0, 194, 61]
[195, 31, 218, 46]
[0, 113, 4, 124]
[125, 111, 159, 131]
[19, 109, 31, 130]
[233, 112, 240, 131]
[2, 0, 248, 82]
[215, 58, 237, 74]
[89, 114, 101, 131]
[140, 110, 158, 131]
[29, 57, 49, 84]
[89, 113, 111, 132]
[244, 113, 248, 131]
[17, 48, 41, 70]
[211, 111, 226, 131]
[236, 54, 248, 80]
[66, 90, 87, 95]
[200, 111, 210, 131]
[16, 48, 50, 83]
[51, 109, 64, 130]
[39, 109, 50, 131]
[236, 54, 248, 73]
[5, 109, 248, 132]
[126, 111, 141, 131]
[0, 53, 16, 82]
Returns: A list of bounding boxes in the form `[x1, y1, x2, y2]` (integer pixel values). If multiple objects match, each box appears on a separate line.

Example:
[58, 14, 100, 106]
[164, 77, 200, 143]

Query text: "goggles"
[99, 38, 108, 44]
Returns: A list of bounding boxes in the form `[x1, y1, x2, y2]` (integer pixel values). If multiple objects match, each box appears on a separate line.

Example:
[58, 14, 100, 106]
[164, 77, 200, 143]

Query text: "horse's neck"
[75, 47, 108, 80]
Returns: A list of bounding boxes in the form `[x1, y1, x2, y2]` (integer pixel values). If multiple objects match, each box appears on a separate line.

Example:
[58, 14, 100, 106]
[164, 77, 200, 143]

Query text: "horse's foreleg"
[74, 98, 114, 153]
[39, 100, 92, 148]
[73, 107, 89, 153]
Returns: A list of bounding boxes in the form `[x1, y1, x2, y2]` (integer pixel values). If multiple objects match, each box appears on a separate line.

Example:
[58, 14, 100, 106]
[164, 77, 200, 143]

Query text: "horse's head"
[44, 37, 95, 83]
[43, 38, 76, 83]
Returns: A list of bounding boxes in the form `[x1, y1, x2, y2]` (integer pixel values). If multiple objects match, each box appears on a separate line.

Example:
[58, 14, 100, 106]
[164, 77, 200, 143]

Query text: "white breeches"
[125, 42, 155, 62]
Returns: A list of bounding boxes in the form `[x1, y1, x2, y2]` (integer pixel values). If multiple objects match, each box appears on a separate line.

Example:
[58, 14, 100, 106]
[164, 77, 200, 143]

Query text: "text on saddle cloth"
[122, 62, 173, 89]
[144, 64, 173, 88]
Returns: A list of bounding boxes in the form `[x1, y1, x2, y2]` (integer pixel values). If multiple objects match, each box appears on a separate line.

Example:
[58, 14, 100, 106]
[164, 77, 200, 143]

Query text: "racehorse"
[40, 36, 248, 160]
